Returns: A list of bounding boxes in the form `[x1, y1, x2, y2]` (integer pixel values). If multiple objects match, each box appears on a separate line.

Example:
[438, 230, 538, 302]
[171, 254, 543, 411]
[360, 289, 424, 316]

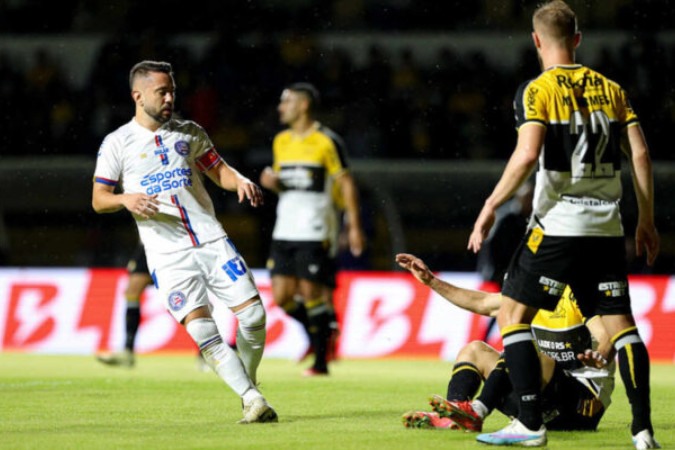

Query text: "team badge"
[174, 140, 190, 157]
[527, 227, 544, 254]
[168, 290, 187, 311]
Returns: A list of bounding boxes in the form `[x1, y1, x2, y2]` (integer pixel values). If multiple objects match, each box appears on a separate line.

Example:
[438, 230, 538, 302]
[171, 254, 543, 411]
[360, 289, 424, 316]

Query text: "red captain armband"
[195, 147, 223, 172]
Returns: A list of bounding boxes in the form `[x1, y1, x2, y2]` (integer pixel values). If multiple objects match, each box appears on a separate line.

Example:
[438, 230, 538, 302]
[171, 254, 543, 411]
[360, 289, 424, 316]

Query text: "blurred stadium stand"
[1, 0, 673, 272]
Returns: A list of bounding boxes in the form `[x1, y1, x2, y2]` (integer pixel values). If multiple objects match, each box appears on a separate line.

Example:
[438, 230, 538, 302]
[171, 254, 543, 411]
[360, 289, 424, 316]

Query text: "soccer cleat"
[633, 429, 661, 449]
[95, 350, 135, 368]
[238, 397, 278, 424]
[401, 411, 460, 429]
[303, 367, 329, 377]
[429, 395, 483, 432]
[476, 418, 547, 447]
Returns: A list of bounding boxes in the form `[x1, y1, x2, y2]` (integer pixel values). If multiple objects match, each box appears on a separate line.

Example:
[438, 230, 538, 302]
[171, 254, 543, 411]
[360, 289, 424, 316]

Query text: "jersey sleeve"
[323, 131, 349, 177]
[191, 123, 222, 172]
[615, 88, 639, 127]
[93, 134, 122, 187]
[513, 79, 548, 129]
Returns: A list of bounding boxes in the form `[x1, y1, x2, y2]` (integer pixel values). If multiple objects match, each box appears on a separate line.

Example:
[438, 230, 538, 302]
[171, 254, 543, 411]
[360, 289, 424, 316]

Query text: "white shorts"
[146, 237, 260, 322]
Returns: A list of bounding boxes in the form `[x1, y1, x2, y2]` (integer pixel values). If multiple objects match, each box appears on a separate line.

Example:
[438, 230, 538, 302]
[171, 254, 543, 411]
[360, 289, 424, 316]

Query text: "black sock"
[283, 300, 311, 332]
[125, 301, 141, 352]
[446, 362, 483, 401]
[476, 358, 510, 413]
[613, 327, 652, 435]
[502, 325, 542, 430]
[306, 298, 330, 372]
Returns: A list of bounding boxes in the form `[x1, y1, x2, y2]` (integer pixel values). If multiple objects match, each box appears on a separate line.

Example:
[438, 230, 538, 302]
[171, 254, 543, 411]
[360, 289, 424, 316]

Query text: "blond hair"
[533, 1, 577, 44]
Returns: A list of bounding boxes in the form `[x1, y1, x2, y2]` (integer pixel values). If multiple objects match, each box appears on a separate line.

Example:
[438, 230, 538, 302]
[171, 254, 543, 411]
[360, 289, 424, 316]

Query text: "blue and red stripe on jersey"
[94, 176, 118, 186]
[195, 147, 222, 172]
[170, 194, 199, 246]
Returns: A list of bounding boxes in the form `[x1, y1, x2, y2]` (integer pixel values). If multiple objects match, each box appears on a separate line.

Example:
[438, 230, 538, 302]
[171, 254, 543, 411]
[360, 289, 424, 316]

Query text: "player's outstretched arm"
[395, 253, 500, 317]
[207, 162, 263, 207]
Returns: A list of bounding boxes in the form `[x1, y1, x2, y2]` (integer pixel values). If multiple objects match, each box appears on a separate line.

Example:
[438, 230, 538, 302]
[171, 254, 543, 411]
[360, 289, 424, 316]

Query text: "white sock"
[186, 318, 253, 396]
[235, 301, 266, 385]
[471, 399, 489, 419]
[242, 388, 263, 405]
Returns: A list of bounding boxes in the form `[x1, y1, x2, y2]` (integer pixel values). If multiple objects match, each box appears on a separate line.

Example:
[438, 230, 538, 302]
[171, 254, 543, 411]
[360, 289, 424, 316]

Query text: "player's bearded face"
[140, 72, 175, 124]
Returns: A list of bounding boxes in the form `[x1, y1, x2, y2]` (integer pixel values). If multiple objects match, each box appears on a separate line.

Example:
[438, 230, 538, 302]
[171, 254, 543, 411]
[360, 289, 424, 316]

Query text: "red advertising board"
[0, 269, 672, 362]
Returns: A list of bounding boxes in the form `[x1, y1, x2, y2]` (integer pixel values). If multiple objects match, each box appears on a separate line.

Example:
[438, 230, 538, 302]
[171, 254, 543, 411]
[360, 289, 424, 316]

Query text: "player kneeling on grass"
[396, 253, 614, 434]
[92, 60, 276, 424]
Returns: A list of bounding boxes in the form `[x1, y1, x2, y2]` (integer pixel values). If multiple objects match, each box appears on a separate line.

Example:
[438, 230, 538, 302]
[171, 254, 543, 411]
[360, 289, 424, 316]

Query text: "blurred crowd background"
[1, 0, 674, 273]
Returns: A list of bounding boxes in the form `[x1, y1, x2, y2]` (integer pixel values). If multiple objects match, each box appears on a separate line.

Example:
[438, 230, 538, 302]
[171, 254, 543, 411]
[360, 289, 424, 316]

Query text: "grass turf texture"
[1, 354, 673, 449]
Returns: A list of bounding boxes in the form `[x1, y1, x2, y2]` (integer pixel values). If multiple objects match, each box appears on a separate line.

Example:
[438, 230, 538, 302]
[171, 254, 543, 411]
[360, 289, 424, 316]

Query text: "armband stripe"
[94, 177, 118, 186]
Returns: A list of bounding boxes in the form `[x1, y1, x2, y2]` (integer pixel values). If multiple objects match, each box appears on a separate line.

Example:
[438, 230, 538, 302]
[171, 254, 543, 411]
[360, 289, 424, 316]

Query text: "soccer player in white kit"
[92, 60, 277, 424]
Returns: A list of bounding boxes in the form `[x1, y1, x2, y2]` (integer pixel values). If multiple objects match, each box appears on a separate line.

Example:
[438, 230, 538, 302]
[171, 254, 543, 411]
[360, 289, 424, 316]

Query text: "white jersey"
[94, 118, 228, 253]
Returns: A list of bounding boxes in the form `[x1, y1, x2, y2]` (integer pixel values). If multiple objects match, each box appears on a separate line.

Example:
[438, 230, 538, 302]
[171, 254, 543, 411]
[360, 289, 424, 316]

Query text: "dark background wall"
[0, 0, 673, 273]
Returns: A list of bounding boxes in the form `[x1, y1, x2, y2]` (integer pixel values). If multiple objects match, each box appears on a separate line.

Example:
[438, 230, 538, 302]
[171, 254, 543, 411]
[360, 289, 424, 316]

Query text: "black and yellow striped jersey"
[531, 286, 589, 369]
[271, 122, 348, 242]
[514, 64, 639, 237]
[531, 285, 615, 408]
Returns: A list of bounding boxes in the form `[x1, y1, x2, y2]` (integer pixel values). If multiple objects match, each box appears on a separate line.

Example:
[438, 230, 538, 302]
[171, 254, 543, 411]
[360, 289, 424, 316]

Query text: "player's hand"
[635, 221, 659, 266]
[259, 166, 279, 192]
[577, 349, 609, 369]
[123, 193, 159, 219]
[348, 226, 366, 257]
[237, 178, 264, 207]
[468, 206, 496, 253]
[396, 253, 434, 286]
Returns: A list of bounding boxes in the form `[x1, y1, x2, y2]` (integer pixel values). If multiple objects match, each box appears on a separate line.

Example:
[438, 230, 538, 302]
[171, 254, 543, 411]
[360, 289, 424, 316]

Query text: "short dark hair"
[129, 60, 173, 90]
[286, 82, 320, 114]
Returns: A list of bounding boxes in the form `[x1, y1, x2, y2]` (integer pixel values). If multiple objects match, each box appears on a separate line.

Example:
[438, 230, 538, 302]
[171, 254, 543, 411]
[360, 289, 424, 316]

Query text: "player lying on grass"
[396, 253, 615, 432]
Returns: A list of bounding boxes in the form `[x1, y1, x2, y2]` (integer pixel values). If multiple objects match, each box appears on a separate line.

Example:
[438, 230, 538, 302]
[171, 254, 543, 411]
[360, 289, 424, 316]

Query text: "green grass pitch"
[1, 354, 673, 449]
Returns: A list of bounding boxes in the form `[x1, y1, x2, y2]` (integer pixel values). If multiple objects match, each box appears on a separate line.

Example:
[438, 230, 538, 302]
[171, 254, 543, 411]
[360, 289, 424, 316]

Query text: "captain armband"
[195, 147, 223, 172]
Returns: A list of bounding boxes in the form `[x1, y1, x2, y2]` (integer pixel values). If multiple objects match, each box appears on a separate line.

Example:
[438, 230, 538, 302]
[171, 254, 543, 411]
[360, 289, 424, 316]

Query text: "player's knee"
[185, 317, 221, 349]
[456, 340, 487, 363]
[236, 301, 266, 330]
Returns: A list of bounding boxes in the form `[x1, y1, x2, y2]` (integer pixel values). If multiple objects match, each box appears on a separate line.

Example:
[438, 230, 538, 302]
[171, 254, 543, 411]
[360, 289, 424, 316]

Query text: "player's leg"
[124, 272, 152, 351]
[97, 246, 153, 368]
[498, 296, 543, 428]
[233, 296, 266, 385]
[465, 351, 555, 430]
[269, 241, 311, 334]
[271, 274, 310, 330]
[542, 362, 606, 431]
[427, 341, 498, 431]
[322, 257, 340, 362]
[475, 296, 546, 446]
[298, 278, 331, 375]
[183, 306, 277, 424]
[602, 314, 657, 448]
[447, 340, 496, 401]
[578, 236, 657, 448]
[152, 243, 276, 424]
